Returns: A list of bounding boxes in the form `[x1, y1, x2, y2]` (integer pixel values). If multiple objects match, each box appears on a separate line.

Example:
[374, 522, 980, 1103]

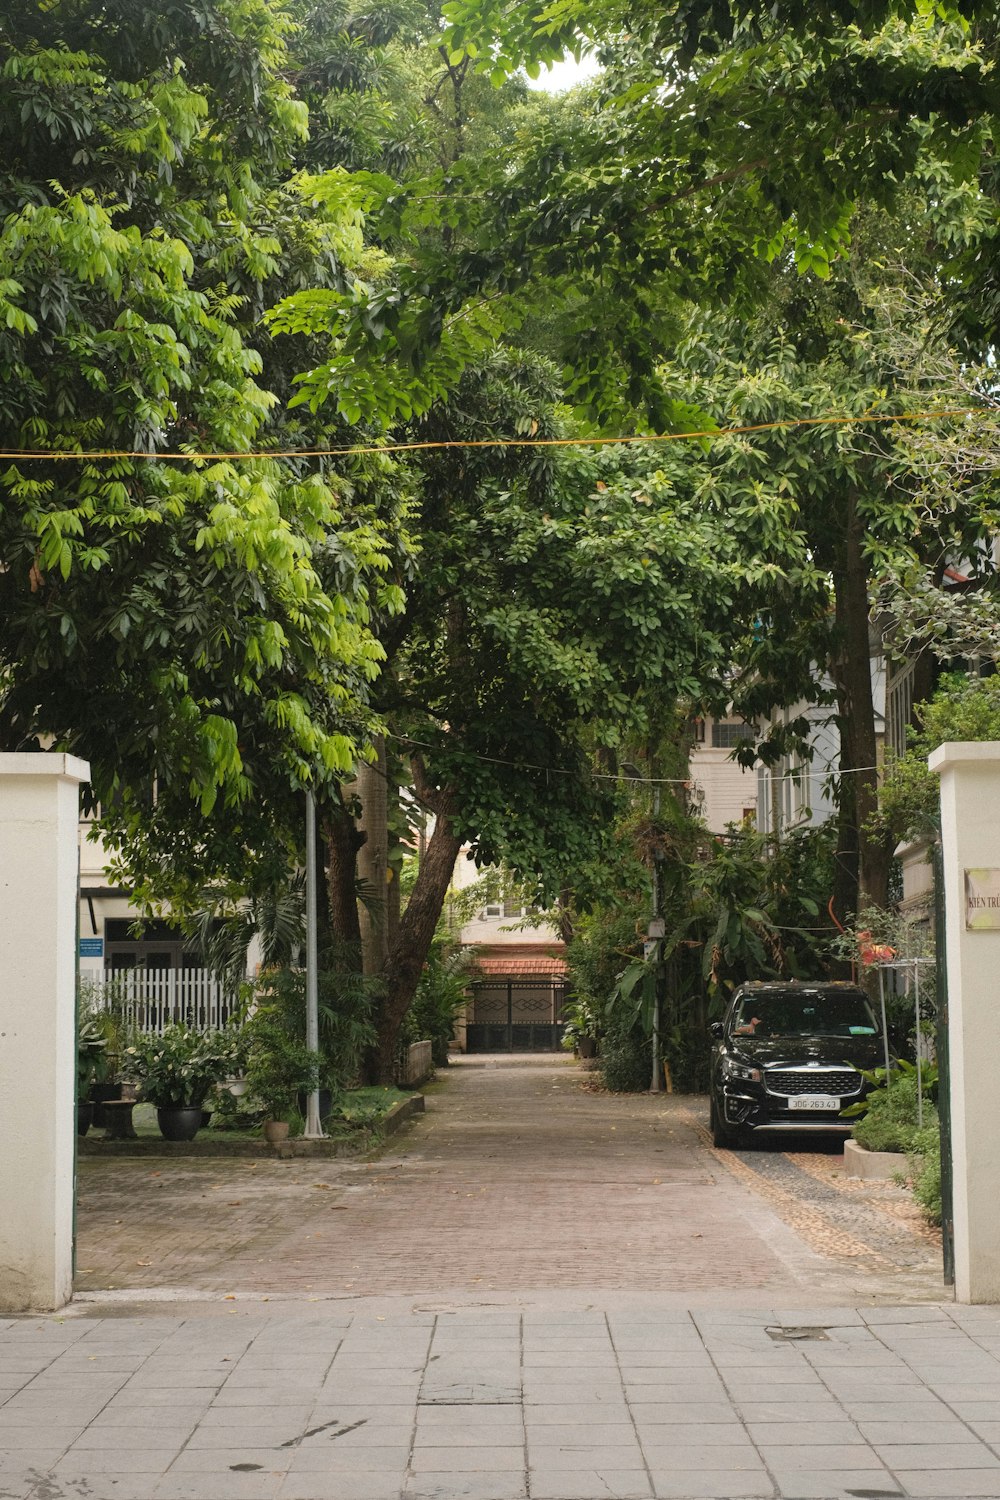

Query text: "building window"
[886, 659, 916, 760]
[711, 720, 754, 749]
[481, 901, 529, 920]
[104, 918, 203, 972]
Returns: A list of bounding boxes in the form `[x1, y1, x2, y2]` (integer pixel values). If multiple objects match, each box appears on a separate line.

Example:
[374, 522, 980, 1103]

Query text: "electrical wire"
[388, 731, 882, 786]
[0, 407, 988, 463]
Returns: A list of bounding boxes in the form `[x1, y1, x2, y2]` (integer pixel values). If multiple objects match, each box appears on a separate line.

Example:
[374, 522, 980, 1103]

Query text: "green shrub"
[910, 1124, 942, 1226]
[243, 1004, 319, 1121]
[399, 939, 474, 1066]
[207, 1089, 264, 1131]
[852, 1070, 938, 1154]
[245, 965, 375, 1088]
[600, 1019, 651, 1092]
[850, 1063, 942, 1226]
[124, 1023, 239, 1108]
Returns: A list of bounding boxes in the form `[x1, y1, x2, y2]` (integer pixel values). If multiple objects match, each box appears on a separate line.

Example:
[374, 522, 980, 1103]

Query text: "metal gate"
[466, 977, 568, 1053]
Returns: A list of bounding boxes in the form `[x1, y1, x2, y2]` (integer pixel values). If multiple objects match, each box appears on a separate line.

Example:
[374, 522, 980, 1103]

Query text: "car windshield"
[730, 991, 879, 1040]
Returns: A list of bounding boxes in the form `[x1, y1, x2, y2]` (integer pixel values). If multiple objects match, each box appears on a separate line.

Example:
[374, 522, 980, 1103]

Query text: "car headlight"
[721, 1056, 762, 1083]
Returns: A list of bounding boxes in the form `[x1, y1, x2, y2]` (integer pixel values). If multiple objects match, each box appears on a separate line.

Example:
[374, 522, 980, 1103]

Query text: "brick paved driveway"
[74, 1056, 943, 1306]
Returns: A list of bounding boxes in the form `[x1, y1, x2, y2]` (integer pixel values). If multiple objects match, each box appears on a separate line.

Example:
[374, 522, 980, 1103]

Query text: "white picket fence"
[91, 969, 241, 1035]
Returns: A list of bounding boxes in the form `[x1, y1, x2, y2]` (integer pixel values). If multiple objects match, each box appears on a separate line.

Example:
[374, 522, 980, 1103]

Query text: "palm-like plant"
[186, 873, 306, 987]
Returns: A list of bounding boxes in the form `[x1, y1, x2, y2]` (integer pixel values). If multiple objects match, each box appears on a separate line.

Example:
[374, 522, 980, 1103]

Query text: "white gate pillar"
[0, 753, 89, 1313]
[931, 742, 1000, 1303]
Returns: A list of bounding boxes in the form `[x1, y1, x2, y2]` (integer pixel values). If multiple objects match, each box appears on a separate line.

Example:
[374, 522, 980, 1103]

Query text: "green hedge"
[599, 1021, 651, 1092]
[852, 1071, 937, 1154]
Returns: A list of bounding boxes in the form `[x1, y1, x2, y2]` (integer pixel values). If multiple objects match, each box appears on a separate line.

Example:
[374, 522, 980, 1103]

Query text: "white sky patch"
[524, 51, 602, 92]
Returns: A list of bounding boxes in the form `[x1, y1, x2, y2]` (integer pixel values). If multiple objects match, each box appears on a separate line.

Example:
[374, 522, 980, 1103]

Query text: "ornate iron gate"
[466, 977, 568, 1053]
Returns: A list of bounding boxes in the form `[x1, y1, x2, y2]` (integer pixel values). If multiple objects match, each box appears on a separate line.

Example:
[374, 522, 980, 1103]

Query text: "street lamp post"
[303, 789, 325, 1140]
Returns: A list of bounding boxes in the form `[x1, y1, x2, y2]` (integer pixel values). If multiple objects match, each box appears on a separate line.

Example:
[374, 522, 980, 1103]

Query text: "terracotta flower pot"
[263, 1119, 290, 1145]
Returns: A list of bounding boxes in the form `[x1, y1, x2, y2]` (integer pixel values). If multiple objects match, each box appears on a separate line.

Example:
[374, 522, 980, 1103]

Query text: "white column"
[930, 742, 1000, 1303]
[0, 753, 89, 1313]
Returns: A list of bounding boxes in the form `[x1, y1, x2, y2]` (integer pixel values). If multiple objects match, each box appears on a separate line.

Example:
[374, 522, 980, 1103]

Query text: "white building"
[449, 855, 568, 1054]
[687, 714, 760, 831]
[755, 654, 886, 839]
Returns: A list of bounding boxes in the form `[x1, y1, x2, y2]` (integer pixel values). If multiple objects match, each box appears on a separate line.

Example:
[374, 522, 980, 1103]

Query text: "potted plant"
[76, 1016, 110, 1136]
[244, 1006, 320, 1145]
[561, 999, 600, 1059]
[124, 1023, 235, 1140]
[78, 978, 130, 1124]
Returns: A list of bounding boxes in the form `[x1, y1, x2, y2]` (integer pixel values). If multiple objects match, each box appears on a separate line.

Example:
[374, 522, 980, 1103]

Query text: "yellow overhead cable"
[0, 406, 987, 462]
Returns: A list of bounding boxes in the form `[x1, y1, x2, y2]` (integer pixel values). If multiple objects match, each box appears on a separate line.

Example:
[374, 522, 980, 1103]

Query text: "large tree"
[0, 2, 406, 857]
[274, 0, 995, 435]
[309, 343, 840, 1077]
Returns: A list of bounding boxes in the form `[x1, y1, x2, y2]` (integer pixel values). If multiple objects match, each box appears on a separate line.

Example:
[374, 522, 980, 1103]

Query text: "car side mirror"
[709, 1021, 724, 1040]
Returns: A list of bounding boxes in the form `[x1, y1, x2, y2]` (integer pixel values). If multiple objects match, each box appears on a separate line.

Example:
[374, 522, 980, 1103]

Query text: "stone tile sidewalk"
[4, 1303, 1000, 1499]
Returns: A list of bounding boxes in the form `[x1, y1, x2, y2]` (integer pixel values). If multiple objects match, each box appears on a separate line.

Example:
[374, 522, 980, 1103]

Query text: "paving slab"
[528, 1470, 650, 1499]
[10, 1303, 1000, 1498]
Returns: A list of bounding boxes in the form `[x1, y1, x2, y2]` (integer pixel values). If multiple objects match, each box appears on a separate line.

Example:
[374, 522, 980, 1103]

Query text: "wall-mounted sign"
[79, 937, 104, 958]
[965, 869, 1000, 930]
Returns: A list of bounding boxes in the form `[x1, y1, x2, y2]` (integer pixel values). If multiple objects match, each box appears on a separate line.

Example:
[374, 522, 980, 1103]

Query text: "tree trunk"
[554, 889, 575, 945]
[368, 795, 462, 1083]
[322, 794, 363, 958]
[829, 491, 893, 921]
[355, 738, 389, 978]
[387, 826, 401, 949]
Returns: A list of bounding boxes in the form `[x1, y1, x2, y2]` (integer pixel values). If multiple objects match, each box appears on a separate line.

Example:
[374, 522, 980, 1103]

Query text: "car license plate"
[789, 1095, 840, 1111]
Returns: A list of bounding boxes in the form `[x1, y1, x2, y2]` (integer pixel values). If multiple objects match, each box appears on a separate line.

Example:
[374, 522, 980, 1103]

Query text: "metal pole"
[303, 789, 325, 1139]
[650, 963, 662, 1092]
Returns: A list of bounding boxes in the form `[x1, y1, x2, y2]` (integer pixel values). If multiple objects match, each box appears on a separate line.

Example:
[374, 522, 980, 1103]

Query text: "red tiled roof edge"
[472, 953, 567, 975]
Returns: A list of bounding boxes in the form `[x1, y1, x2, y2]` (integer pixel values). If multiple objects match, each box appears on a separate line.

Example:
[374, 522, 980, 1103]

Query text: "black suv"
[708, 981, 883, 1148]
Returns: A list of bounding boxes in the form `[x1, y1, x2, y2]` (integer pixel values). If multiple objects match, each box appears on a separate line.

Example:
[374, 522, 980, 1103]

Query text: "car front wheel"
[710, 1094, 739, 1149]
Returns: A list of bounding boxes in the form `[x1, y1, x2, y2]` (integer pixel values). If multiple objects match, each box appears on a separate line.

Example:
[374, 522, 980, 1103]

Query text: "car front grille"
[765, 1068, 862, 1098]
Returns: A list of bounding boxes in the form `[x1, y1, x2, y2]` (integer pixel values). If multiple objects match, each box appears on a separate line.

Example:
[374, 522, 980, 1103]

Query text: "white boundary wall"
[0, 753, 89, 1312]
[931, 742, 1000, 1303]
